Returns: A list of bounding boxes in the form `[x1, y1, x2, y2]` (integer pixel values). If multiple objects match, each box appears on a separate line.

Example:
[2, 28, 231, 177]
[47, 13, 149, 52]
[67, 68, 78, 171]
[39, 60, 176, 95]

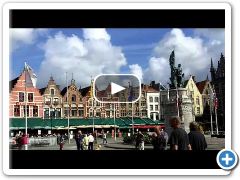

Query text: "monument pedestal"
[162, 88, 195, 135]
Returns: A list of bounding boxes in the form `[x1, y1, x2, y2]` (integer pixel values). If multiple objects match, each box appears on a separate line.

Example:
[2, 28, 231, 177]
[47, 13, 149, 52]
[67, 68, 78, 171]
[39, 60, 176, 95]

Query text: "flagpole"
[176, 87, 180, 117]
[159, 83, 161, 120]
[66, 72, 70, 144]
[209, 98, 213, 135]
[24, 62, 28, 150]
[215, 103, 219, 135]
[91, 78, 95, 134]
[132, 103, 134, 135]
[114, 103, 116, 141]
[92, 98, 95, 134]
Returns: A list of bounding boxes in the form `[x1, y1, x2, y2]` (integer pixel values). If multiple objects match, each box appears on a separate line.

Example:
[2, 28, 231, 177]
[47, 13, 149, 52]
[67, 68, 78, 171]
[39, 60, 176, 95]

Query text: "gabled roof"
[39, 87, 47, 95]
[142, 85, 159, 93]
[61, 86, 71, 96]
[79, 86, 91, 97]
[196, 80, 208, 94]
[9, 77, 19, 92]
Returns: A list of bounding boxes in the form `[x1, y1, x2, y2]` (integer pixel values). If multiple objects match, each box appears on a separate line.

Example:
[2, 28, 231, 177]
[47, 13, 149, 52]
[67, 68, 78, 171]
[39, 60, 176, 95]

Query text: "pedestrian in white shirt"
[88, 133, 94, 150]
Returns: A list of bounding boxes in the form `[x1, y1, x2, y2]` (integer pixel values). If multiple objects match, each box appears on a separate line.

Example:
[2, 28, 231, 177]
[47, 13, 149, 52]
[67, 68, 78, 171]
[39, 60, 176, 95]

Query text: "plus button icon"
[217, 149, 238, 170]
[222, 153, 233, 165]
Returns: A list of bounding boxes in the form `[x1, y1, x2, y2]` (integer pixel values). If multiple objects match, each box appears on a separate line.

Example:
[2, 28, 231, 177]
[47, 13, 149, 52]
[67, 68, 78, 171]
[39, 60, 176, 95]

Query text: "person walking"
[102, 132, 107, 144]
[57, 133, 64, 150]
[168, 116, 192, 150]
[82, 134, 89, 150]
[188, 122, 207, 151]
[88, 133, 94, 150]
[74, 130, 83, 150]
[152, 127, 168, 150]
[136, 131, 144, 150]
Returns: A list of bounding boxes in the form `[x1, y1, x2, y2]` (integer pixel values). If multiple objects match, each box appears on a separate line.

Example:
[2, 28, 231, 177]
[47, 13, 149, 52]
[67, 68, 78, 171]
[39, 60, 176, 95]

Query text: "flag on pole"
[214, 96, 218, 110]
[167, 88, 169, 101]
[90, 79, 94, 98]
[24, 62, 37, 87]
[210, 89, 218, 110]
[209, 88, 215, 112]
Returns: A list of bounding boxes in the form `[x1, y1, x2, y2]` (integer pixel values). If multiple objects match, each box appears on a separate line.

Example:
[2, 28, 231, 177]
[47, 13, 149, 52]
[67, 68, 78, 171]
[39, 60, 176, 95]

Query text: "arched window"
[72, 94, 76, 102]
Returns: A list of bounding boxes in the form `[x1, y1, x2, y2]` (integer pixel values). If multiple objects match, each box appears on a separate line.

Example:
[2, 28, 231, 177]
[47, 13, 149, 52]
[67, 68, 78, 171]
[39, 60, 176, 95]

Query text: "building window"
[33, 106, 38, 117]
[196, 96, 200, 105]
[142, 110, 147, 117]
[64, 108, 69, 117]
[71, 107, 77, 116]
[149, 97, 153, 102]
[53, 98, 59, 105]
[155, 105, 158, 111]
[19, 92, 24, 102]
[129, 103, 132, 108]
[150, 105, 153, 111]
[14, 105, 20, 117]
[197, 107, 200, 114]
[55, 108, 61, 118]
[45, 98, 51, 105]
[96, 101, 100, 106]
[96, 111, 101, 117]
[50, 89, 55, 95]
[50, 109, 55, 118]
[72, 94, 76, 102]
[44, 108, 49, 118]
[28, 93, 33, 102]
[89, 100, 93, 106]
[155, 97, 159, 102]
[23, 105, 29, 117]
[78, 108, 84, 117]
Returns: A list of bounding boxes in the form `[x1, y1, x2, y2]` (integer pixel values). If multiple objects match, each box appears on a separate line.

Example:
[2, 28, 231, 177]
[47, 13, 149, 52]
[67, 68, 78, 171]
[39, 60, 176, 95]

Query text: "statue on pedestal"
[169, 51, 185, 89]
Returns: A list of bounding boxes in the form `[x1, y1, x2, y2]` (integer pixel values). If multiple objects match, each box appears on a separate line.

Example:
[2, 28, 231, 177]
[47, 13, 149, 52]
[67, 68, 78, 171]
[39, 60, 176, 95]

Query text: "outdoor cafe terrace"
[9, 118, 165, 130]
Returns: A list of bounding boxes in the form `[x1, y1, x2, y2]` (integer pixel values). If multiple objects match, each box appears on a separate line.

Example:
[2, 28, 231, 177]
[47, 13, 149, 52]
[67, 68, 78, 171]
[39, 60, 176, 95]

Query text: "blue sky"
[10, 28, 224, 88]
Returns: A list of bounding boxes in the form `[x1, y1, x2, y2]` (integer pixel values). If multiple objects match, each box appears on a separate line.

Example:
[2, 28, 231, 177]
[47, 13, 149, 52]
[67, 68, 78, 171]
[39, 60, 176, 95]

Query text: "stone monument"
[162, 51, 195, 134]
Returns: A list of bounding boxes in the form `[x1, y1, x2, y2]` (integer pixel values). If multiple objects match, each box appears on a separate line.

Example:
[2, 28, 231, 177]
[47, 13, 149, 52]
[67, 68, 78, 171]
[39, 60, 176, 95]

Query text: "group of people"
[135, 116, 207, 151]
[168, 116, 207, 151]
[74, 131, 96, 151]
[13, 132, 28, 150]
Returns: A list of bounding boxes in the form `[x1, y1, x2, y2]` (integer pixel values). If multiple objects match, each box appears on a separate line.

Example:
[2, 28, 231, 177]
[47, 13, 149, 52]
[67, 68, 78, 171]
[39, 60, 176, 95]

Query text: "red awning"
[133, 125, 165, 129]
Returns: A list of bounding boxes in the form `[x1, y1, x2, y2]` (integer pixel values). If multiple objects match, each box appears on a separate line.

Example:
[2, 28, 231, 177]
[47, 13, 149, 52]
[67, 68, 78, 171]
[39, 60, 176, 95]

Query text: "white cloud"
[83, 28, 110, 41]
[38, 29, 127, 88]
[143, 28, 224, 85]
[129, 64, 143, 81]
[10, 28, 48, 51]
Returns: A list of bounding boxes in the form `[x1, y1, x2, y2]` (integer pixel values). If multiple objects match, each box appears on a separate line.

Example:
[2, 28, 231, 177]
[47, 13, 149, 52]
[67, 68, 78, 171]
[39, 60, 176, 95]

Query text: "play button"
[111, 82, 126, 95]
[93, 74, 141, 103]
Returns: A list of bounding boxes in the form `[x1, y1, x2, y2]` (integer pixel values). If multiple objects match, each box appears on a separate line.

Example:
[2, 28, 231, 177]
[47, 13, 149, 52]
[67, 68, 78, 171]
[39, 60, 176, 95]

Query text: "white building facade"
[146, 89, 160, 121]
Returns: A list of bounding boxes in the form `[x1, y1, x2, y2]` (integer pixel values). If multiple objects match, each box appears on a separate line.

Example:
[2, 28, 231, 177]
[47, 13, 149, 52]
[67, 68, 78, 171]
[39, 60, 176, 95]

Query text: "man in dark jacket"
[168, 116, 192, 150]
[75, 130, 83, 150]
[188, 122, 207, 151]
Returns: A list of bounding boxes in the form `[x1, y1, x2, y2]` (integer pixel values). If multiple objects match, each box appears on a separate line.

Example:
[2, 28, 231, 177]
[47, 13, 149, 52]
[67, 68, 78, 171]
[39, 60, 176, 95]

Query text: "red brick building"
[9, 63, 43, 118]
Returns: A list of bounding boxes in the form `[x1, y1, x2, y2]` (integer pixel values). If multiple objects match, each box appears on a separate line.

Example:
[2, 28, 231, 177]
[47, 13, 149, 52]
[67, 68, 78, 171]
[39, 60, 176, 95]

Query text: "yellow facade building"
[184, 76, 203, 117]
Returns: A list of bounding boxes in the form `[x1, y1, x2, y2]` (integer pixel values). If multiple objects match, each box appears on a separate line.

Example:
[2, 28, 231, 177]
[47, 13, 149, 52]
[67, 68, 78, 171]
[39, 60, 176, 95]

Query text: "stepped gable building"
[61, 77, 84, 118]
[210, 53, 225, 129]
[196, 76, 214, 109]
[184, 75, 203, 117]
[196, 77, 215, 125]
[9, 63, 43, 118]
[96, 83, 120, 118]
[40, 76, 63, 119]
[80, 82, 103, 118]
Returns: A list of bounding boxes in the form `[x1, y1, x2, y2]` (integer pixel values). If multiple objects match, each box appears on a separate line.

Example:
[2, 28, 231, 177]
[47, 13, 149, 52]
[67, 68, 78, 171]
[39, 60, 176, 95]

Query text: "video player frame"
[3, 2, 231, 176]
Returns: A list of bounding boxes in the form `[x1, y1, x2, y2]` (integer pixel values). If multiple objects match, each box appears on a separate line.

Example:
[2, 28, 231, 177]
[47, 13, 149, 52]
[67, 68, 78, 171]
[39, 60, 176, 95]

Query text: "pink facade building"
[9, 63, 43, 118]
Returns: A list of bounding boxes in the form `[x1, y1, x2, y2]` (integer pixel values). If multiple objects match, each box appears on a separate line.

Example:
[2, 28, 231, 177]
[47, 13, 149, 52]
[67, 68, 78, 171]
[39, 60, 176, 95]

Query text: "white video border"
[2, 2, 231, 176]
